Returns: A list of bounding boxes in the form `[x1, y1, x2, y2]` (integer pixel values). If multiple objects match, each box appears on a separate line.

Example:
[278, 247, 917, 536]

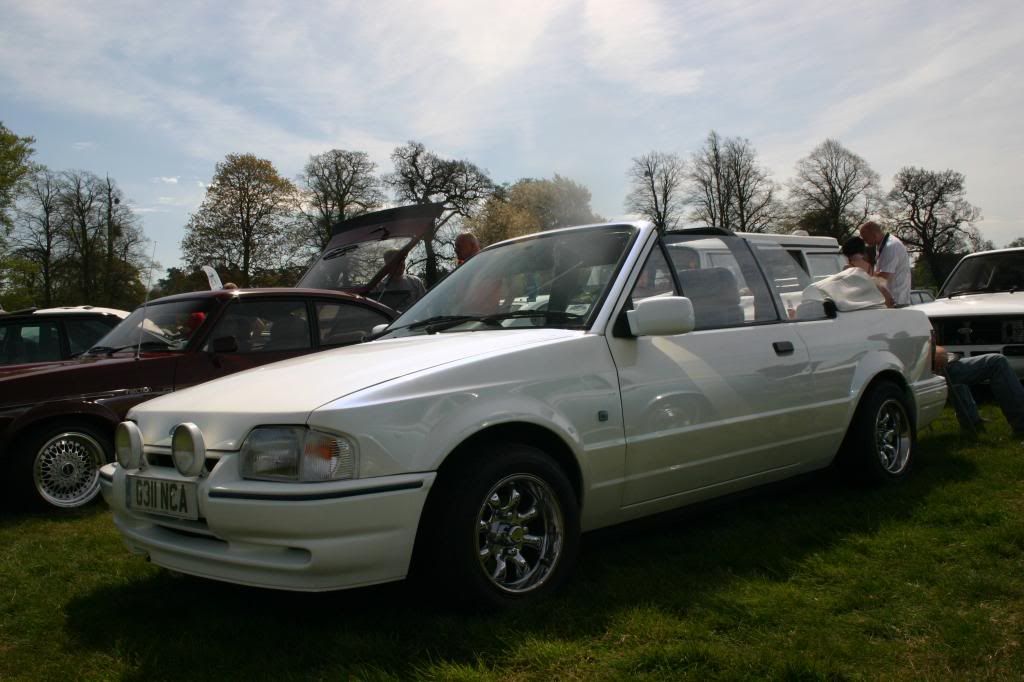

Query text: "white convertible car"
[101, 218, 947, 606]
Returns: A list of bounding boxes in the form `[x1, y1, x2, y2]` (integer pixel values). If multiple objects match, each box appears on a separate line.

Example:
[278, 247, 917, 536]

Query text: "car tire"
[418, 443, 580, 609]
[15, 421, 111, 510]
[840, 381, 915, 483]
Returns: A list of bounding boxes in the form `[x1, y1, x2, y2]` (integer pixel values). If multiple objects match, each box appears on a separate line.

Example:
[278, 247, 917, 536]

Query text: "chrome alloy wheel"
[875, 399, 911, 475]
[475, 473, 564, 594]
[33, 432, 104, 508]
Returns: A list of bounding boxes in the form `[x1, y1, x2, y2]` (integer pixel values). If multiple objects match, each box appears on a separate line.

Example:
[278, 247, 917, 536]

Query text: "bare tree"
[724, 137, 780, 233]
[182, 153, 299, 287]
[58, 170, 106, 300]
[688, 131, 733, 230]
[789, 139, 880, 241]
[625, 151, 686, 233]
[884, 167, 982, 284]
[385, 141, 493, 285]
[297, 149, 385, 254]
[13, 167, 63, 306]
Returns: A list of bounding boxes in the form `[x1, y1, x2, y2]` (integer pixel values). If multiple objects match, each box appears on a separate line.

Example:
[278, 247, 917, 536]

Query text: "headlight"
[172, 423, 206, 476]
[240, 427, 357, 482]
[114, 421, 143, 469]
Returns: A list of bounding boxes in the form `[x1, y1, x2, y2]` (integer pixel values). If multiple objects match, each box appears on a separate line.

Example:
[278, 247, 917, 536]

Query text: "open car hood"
[296, 203, 443, 296]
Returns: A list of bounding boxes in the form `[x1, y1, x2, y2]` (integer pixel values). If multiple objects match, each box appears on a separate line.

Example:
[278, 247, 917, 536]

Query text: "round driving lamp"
[171, 423, 206, 477]
[114, 421, 143, 469]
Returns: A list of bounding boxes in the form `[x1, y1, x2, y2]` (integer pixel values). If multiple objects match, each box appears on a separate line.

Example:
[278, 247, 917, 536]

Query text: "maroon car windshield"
[87, 299, 215, 354]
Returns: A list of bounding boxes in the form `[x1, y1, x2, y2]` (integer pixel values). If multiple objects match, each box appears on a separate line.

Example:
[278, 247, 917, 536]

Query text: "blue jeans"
[945, 353, 1024, 434]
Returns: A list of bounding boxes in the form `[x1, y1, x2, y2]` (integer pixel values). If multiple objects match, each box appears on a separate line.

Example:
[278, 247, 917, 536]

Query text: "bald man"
[454, 232, 480, 267]
[859, 220, 911, 306]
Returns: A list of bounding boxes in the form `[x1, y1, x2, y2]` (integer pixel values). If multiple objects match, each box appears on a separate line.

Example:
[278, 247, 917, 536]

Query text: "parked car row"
[1, 204, 442, 510]
[97, 215, 946, 606]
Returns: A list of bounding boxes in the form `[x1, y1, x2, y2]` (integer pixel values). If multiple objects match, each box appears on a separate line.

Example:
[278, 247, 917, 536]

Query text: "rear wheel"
[16, 421, 111, 509]
[840, 382, 915, 483]
[418, 443, 580, 609]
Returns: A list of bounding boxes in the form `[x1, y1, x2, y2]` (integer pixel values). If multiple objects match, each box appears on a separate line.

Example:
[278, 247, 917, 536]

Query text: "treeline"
[2, 119, 993, 309]
[625, 133, 987, 286]
[0, 122, 149, 311]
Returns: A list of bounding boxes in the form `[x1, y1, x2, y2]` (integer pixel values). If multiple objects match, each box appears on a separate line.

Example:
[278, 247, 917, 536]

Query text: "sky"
[2, 0, 1023, 276]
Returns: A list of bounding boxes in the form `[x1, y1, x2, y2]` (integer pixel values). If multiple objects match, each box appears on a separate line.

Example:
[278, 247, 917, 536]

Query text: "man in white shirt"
[859, 221, 911, 306]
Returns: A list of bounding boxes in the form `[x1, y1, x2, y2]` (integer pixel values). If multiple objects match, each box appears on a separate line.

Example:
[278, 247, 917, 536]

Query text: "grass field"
[2, 406, 1022, 680]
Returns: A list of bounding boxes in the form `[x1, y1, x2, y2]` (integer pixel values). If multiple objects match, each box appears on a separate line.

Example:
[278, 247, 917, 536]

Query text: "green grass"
[2, 406, 1023, 680]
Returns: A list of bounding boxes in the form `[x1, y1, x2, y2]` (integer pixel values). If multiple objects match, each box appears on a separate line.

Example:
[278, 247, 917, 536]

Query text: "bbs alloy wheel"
[34, 431, 105, 508]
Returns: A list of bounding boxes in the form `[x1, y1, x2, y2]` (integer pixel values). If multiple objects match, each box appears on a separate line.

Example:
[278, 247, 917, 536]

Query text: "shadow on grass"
[63, 436, 978, 680]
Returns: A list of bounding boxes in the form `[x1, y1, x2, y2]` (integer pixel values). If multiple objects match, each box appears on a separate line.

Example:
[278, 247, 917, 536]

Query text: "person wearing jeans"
[935, 348, 1024, 436]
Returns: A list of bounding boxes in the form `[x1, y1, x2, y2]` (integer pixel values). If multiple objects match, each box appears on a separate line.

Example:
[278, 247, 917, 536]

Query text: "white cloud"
[155, 176, 179, 184]
[72, 141, 96, 151]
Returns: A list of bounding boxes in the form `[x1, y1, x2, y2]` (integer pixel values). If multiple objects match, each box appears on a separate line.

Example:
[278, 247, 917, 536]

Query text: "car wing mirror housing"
[370, 323, 390, 337]
[210, 335, 239, 353]
[626, 296, 696, 337]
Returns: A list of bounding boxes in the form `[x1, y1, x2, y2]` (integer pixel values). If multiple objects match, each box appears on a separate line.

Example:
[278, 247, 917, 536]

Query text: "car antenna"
[135, 242, 158, 361]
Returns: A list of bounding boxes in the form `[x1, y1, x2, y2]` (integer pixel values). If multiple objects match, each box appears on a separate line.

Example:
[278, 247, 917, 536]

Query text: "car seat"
[678, 267, 745, 329]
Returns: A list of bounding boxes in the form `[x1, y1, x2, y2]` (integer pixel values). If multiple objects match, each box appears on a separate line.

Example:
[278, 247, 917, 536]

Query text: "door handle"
[773, 341, 794, 355]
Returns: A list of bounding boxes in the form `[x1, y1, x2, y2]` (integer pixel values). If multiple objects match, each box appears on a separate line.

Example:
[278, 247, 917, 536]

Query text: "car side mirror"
[210, 335, 238, 353]
[626, 297, 696, 337]
[370, 323, 390, 337]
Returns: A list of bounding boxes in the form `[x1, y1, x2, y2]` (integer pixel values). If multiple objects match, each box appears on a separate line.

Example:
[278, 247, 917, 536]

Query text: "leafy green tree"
[0, 122, 35, 231]
[182, 154, 299, 288]
[467, 176, 602, 247]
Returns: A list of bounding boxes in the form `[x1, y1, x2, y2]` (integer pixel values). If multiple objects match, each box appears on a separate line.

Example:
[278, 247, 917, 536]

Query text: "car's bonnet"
[129, 328, 576, 449]
[912, 291, 1024, 316]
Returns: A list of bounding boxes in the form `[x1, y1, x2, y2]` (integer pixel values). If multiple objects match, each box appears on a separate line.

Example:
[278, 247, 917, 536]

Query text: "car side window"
[316, 302, 390, 347]
[629, 246, 677, 303]
[663, 235, 778, 329]
[754, 243, 836, 321]
[205, 300, 311, 353]
[806, 253, 845, 281]
[1, 321, 62, 364]
[65, 318, 117, 356]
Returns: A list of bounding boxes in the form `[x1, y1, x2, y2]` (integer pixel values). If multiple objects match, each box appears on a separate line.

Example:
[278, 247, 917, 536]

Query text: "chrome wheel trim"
[33, 431, 104, 508]
[475, 473, 564, 594]
[875, 399, 911, 475]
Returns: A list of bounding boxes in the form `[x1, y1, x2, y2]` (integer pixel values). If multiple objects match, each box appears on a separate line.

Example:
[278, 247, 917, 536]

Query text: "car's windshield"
[87, 299, 214, 353]
[940, 252, 1024, 297]
[383, 225, 637, 336]
[297, 236, 417, 291]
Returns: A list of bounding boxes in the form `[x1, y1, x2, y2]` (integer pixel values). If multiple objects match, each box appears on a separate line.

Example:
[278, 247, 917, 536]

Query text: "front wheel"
[16, 421, 112, 509]
[419, 443, 580, 609]
[840, 382, 915, 483]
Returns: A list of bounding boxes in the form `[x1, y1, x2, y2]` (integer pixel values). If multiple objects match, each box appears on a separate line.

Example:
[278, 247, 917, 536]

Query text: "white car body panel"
[102, 220, 945, 593]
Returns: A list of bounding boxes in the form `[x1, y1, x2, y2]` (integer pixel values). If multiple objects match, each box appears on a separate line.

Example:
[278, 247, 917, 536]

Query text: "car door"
[607, 234, 819, 506]
[173, 297, 315, 390]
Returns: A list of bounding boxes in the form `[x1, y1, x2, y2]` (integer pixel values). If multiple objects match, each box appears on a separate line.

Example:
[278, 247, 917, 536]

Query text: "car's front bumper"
[100, 457, 435, 591]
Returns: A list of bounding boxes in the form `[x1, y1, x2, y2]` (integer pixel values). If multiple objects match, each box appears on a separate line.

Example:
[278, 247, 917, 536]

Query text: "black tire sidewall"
[423, 443, 580, 609]
[846, 382, 916, 483]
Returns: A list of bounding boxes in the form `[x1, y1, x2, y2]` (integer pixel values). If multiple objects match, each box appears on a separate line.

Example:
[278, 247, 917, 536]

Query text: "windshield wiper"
[398, 315, 491, 334]
[480, 310, 585, 325]
[323, 244, 359, 261]
[948, 288, 992, 298]
[86, 340, 174, 355]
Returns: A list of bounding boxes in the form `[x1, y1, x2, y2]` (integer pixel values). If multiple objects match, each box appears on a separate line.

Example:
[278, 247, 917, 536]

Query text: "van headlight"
[239, 427, 357, 482]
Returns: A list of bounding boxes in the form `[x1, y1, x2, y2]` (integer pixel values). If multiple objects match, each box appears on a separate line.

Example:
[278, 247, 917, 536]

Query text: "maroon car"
[0, 203, 444, 510]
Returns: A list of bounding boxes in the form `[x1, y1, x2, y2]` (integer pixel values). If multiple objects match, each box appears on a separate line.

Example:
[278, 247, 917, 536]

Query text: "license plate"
[127, 475, 199, 520]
